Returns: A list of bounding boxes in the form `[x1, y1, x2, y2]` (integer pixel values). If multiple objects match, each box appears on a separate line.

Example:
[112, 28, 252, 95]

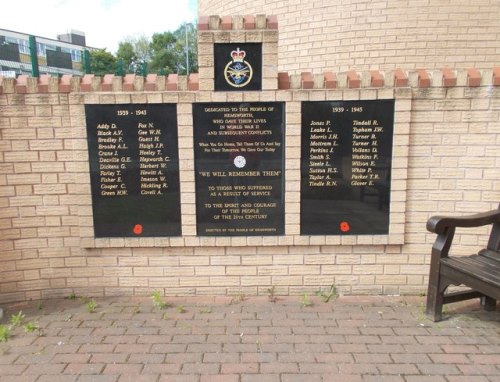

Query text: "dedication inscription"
[85, 104, 181, 237]
[301, 100, 395, 235]
[193, 102, 285, 236]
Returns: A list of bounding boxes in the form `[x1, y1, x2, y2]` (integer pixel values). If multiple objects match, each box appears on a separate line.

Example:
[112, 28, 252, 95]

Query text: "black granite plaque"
[85, 104, 181, 237]
[214, 43, 262, 91]
[193, 102, 285, 236]
[301, 100, 395, 235]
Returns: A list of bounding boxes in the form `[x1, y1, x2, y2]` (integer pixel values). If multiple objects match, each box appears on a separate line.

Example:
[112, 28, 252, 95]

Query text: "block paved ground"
[0, 295, 498, 381]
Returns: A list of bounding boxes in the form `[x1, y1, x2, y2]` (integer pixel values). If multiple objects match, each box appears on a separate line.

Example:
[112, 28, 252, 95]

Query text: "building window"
[3, 37, 29, 54]
[37, 43, 46, 57]
[18, 39, 29, 54]
[61, 47, 82, 62]
[71, 49, 82, 62]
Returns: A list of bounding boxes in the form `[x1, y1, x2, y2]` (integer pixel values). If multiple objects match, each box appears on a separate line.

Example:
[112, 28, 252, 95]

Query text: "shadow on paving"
[0, 295, 499, 382]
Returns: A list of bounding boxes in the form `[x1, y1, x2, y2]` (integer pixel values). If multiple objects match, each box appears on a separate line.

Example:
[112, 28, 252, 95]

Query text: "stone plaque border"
[76, 88, 409, 249]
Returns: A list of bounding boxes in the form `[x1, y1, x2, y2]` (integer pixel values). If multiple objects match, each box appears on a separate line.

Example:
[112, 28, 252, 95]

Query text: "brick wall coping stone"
[198, 14, 278, 30]
[1, 68, 498, 94]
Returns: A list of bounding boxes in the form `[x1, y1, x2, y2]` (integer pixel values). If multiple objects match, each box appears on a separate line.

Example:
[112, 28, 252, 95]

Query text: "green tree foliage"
[173, 23, 198, 75]
[91, 24, 198, 76]
[133, 35, 152, 75]
[149, 31, 178, 73]
[89, 49, 117, 76]
[116, 41, 136, 72]
[149, 24, 198, 75]
[116, 35, 152, 75]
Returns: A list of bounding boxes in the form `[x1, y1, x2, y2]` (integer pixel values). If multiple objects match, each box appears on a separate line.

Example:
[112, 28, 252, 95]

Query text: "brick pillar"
[197, 14, 279, 91]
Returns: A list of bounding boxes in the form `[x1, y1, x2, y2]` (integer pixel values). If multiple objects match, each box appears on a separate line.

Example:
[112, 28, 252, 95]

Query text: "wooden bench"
[426, 204, 500, 321]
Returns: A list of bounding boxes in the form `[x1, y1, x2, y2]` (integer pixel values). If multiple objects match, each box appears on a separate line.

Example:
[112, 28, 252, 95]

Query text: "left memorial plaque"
[85, 104, 181, 237]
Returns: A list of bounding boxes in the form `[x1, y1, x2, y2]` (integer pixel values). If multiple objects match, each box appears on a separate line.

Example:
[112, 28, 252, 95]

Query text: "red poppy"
[133, 224, 143, 235]
[339, 221, 350, 232]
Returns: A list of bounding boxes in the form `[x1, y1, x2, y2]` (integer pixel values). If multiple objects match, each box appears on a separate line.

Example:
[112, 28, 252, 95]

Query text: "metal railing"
[0, 35, 86, 78]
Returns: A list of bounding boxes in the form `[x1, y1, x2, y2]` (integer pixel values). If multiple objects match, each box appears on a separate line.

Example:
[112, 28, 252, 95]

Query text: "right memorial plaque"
[301, 100, 395, 235]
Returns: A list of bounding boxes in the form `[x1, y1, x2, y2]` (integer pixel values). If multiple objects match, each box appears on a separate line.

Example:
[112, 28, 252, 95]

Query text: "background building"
[0, 28, 88, 77]
[199, 0, 500, 73]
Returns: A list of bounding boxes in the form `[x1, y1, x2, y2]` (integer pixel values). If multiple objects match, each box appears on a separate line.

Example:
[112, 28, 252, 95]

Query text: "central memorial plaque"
[301, 99, 395, 235]
[85, 104, 181, 237]
[193, 102, 285, 236]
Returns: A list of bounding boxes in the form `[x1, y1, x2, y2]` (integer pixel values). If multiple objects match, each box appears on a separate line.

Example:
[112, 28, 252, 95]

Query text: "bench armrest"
[427, 207, 500, 234]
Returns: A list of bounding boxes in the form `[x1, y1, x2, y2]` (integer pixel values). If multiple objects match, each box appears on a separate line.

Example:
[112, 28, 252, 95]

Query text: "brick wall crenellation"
[1, 67, 500, 95]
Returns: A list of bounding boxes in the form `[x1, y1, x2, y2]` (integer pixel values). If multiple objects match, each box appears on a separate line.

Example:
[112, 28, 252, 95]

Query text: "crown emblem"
[223, 46, 253, 88]
[231, 48, 246, 62]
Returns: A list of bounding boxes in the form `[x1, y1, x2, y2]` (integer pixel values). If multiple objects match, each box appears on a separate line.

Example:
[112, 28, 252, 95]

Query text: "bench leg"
[426, 286, 444, 322]
[481, 296, 497, 312]
[426, 227, 456, 322]
[426, 257, 446, 322]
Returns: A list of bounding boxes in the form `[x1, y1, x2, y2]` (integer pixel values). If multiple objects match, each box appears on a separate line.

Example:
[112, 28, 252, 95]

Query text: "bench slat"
[440, 265, 500, 301]
[442, 256, 500, 286]
[479, 249, 500, 261]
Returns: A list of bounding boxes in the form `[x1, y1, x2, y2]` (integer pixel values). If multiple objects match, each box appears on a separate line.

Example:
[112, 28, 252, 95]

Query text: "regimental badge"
[224, 48, 253, 88]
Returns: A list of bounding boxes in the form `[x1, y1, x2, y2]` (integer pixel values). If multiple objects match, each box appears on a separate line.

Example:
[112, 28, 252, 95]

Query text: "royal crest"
[224, 48, 253, 88]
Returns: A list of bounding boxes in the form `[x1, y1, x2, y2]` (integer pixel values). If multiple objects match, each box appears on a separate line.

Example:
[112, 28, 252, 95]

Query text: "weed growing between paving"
[9, 311, 25, 327]
[151, 291, 169, 310]
[0, 310, 40, 343]
[267, 286, 277, 302]
[300, 293, 313, 307]
[316, 284, 339, 303]
[85, 299, 98, 313]
[23, 322, 38, 333]
[0, 325, 10, 342]
[176, 305, 186, 314]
